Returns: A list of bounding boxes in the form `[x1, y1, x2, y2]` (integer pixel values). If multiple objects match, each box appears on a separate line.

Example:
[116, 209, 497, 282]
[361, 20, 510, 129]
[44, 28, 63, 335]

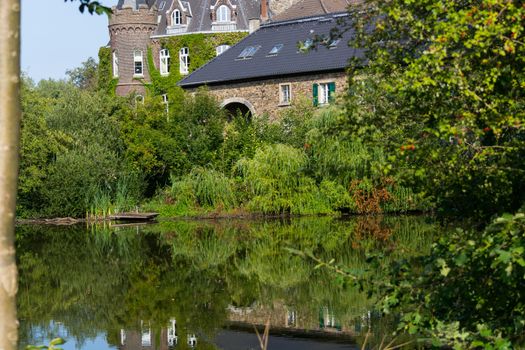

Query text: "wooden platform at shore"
[109, 212, 159, 221]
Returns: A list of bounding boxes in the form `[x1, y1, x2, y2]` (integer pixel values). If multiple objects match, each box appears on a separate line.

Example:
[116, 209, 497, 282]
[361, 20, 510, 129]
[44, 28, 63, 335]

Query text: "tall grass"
[86, 174, 142, 220]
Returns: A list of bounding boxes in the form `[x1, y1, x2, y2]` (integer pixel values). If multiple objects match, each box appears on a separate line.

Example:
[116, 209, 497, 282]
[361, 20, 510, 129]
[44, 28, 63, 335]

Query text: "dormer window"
[216, 5, 231, 22]
[172, 9, 182, 25]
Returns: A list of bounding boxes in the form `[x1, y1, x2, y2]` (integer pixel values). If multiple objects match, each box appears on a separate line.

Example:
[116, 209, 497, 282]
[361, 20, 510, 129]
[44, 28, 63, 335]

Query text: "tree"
[343, 0, 525, 219]
[0, 1, 110, 349]
[66, 57, 99, 91]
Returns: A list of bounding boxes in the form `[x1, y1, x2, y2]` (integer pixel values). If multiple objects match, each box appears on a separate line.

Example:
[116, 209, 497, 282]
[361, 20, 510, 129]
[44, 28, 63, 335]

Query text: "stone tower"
[108, 0, 158, 96]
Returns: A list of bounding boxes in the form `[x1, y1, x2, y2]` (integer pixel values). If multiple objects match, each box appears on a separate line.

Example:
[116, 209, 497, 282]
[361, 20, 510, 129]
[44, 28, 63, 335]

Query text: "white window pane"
[179, 47, 189, 74]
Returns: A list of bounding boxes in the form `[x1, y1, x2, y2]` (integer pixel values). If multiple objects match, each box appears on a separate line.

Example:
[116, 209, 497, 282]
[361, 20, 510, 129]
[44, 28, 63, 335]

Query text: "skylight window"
[329, 39, 341, 48]
[304, 38, 313, 48]
[268, 44, 284, 55]
[237, 45, 261, 59]
[299, 38, 314, 52]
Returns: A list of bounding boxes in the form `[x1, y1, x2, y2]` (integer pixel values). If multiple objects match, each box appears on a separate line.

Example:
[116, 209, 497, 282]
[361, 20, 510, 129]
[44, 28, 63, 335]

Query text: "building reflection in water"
[119, 319, 197, 349]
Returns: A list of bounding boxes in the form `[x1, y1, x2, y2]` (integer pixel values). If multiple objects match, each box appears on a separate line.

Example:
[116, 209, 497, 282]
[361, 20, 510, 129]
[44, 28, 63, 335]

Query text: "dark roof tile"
[178, 12, 362, 87]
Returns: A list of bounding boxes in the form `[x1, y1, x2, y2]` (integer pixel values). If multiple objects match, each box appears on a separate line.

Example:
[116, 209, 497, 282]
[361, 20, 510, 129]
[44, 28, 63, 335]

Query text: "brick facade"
[201, 71, 347, 119]
[109, 6, 158, 96]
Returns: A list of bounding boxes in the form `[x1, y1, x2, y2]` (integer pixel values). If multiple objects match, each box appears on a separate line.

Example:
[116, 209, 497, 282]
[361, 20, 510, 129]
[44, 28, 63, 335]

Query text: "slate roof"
[178, 12, 362, 87]
[152, 0, 260, 36]
[271, 0, 355, 21]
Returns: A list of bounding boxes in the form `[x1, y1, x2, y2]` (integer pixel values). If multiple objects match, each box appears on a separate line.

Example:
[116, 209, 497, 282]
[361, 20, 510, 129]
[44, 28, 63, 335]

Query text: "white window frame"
[162, 93, 169, 115]
[159, 49, 170, 76]
[215, 44, 230, 56]
[172, 9, 182, 25]
[279, 84, 291, 105]
[112, 50, 119, 78]
[179, 47, 189, 75]
[319, 82, 331, 105]
[133, 50, 143, 77]
[216, 5, 231, 22]
[167, 319, 177, 347]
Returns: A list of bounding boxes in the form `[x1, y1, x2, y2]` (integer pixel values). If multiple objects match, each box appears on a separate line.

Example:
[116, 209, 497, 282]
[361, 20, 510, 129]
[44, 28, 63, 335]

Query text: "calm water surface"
[16, 216, 437, 349]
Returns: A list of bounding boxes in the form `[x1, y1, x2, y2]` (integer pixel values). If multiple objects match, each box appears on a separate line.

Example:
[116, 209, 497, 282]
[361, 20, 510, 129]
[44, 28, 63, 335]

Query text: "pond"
[16, 216, 437, 350]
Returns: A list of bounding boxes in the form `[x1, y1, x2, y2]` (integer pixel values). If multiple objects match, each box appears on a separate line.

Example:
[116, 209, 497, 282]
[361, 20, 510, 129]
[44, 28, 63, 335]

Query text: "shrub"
[373, 210, 525, 348]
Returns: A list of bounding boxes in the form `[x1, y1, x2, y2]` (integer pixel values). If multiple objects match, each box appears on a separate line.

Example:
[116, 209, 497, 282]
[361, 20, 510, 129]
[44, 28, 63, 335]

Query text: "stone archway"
[220, 97, 256, 120]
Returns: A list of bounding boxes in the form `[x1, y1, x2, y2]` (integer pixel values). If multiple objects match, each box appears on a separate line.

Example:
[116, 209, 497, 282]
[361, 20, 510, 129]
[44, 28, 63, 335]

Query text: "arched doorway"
[220, 98, 255, 120]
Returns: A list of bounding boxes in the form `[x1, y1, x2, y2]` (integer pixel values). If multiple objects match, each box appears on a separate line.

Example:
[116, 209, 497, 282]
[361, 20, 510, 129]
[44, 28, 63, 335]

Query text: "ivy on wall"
[147, 32, 248, 97]
[97, 47, 118, 96]
[98, 31, 248, 105]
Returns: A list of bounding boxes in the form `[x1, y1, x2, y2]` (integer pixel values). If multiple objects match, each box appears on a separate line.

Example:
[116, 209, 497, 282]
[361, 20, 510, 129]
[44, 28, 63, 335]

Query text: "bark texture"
[0, 1, 21, 349]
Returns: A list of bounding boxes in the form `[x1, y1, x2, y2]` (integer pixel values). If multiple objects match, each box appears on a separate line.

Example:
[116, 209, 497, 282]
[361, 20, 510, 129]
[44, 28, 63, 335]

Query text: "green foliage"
[170, 167, 237, 209]
[306, 107, 386, 185]
[66, 57, 98, 91]
[275, 97, 317, 148]
[170, 88, 227, 174]
[26, 338, 65, 350]
[97, 47, 118, 95]
[18, 79, 145, 218]
[217, 114, 258, 173]
[236, 144, 334, 214]
[17, 78, 61, 217]
[119, 95, 184, 194]
[66, 0, 111, 15]
[372, 211, 525, 348]
[17, 216, 436, 348]
[145, 32, 248, 103]
[345, 0, 525, 219]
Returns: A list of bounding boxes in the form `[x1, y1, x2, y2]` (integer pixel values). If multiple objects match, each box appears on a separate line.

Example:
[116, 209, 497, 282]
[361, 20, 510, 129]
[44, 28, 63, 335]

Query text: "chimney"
[249, 18, 261, 33]
[260, 0, 269, 22]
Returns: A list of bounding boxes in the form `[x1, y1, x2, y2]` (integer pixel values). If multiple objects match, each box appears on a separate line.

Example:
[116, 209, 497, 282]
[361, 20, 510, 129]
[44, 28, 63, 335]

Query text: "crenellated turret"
[109, 0, 158, 96]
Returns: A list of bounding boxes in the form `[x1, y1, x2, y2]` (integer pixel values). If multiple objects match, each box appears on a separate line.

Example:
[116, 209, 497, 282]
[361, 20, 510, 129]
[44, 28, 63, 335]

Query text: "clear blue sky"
[21, 0, 119, 82]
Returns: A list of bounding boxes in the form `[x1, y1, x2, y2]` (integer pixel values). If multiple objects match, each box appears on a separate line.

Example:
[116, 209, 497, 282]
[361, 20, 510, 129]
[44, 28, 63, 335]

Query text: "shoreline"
[16, 209, 429, 226]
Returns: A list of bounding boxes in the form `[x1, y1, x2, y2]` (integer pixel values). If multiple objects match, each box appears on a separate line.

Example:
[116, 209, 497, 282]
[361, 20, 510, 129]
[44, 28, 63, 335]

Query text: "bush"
[374, 210, 525, 348]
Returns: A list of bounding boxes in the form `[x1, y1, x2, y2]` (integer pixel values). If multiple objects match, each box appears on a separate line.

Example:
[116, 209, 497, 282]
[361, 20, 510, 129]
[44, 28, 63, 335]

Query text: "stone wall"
[202, 71, 347, 119]
[109, 6, 158, 96]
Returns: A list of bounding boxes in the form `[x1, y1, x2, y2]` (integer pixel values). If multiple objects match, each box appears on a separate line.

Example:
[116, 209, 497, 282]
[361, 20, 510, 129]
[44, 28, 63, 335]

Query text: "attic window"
[217, 5, 231, 22]
[237, 45, 261, 59]
[172, 9, 182, 25]
[268, 44, 283, 56]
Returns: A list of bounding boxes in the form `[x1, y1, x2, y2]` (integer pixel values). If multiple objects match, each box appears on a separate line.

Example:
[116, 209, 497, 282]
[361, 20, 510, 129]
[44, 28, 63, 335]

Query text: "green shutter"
[313, 83, 319, 107]
[328, 82, 336, 103]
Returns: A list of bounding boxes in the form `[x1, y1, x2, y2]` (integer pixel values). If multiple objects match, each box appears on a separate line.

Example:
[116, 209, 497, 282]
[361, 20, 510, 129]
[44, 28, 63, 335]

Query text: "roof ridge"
[263, 11, 348, 28]
[319, 0, 328, 14]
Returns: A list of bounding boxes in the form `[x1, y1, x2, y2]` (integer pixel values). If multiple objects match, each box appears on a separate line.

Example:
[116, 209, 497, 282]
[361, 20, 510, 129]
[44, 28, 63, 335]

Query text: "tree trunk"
[0, 1, 21, 349]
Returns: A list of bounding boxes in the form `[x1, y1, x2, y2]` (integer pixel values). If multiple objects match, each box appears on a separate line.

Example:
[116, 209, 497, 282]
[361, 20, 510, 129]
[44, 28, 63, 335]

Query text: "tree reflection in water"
[16, 216, 436, 349]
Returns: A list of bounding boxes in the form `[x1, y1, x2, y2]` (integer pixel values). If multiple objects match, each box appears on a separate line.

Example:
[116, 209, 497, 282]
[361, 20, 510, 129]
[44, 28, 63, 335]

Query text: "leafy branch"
[65, 0, 112, 15]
